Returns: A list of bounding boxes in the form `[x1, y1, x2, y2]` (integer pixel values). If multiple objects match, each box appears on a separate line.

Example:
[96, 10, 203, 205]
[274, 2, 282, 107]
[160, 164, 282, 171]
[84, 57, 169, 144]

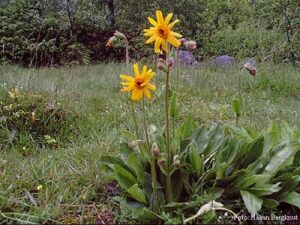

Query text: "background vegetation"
[0, 63, 299, 223]
[0, 0, 299, 66]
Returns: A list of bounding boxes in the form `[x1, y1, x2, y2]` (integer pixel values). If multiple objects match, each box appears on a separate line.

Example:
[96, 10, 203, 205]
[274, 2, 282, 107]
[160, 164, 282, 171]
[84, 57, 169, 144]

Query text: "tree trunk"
[106, 0, 115, 29]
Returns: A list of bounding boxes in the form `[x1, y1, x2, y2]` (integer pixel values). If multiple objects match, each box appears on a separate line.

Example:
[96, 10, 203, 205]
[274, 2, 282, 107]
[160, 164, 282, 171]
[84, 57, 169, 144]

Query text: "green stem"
[130, 101, 140, 139]
[165, 69, 172, 203]
[236, 68, 242, 126]
[176, 49, 180, 90]
[172, 117, 175, 139]
[142, 97, 150, 150]
[142, 97, 157, 195]
[238, 68, 242, 99]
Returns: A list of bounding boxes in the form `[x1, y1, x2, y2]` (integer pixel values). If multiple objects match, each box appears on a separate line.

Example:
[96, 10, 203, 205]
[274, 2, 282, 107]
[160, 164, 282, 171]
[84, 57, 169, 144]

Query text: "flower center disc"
[136, 79, 144, 88]
[158, 27, 168, 38]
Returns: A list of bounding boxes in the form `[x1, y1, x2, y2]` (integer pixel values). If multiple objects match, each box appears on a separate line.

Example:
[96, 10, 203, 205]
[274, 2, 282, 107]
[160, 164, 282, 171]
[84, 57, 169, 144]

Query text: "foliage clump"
[0, 87, 76, 152]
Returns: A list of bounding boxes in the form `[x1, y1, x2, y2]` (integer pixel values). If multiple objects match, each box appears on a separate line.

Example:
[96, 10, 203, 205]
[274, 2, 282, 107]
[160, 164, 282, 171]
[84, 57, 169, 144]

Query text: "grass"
[0, 62, 300, 223]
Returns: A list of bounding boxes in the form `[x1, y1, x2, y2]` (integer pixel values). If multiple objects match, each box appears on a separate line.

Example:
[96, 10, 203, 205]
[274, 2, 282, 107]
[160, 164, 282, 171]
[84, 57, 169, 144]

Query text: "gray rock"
[243, 58, 256, 67]
[211, 55, 235, 66]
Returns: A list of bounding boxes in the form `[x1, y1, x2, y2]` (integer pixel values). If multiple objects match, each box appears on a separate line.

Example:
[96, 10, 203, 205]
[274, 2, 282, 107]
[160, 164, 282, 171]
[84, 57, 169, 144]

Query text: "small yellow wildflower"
[120, 63, 156, 101]
[8, 87, 20, 99]
[44, 135, 57, 144]
[37, 185, 43, 191]
[144, 10, 182, 53]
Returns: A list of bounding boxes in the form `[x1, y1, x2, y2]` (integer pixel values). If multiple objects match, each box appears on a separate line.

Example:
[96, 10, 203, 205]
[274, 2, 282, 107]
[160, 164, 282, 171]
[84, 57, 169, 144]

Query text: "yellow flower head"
[120, 64, 156, 101]
[144, 10, 182, 53]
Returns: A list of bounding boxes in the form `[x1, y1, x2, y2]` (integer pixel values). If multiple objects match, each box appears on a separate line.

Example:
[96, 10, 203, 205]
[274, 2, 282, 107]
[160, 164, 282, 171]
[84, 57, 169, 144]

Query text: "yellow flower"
[144, 10, 182, 53]
[120, 63, 156, 101]
[37, 185, 43, 191]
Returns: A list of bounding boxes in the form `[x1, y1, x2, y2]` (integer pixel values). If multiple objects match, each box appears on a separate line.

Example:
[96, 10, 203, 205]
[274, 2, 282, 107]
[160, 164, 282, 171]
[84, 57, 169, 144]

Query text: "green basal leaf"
[215, 162, 227, 179]
[264, 143, 300, 178]
[188, 142, 202, 176]
[176, 116, 197, 139]
[101, 155, 132, 173]
[190, 127, 210, 154]
[248, 182, 281, 196]
[279, 191, 300, 209]
[241, 190, 263, 215]
[262, 198, 279, 208]
[243, 136, 264, 167]
[112, 164, 137, 190]
[127, 184, 148, 204]
[234, 174, 271, 190]
[120, 142, 131, 155]
[128, 152, 146, 182]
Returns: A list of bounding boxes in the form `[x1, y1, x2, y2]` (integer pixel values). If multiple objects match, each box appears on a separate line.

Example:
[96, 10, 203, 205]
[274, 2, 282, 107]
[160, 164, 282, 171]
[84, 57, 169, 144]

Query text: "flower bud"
[157, 59, 169, 73]
[173, 155, 181, 168]
[106, 36, 117, 47]
[184, 40, 197, 50]
[128, 140, 142, 149]
[180, 38, 186, 45]
[174, 159, 180, 168]
[243, 63, 257, 76]
[166, 57, 174, 68]
[151, 143, 160, 157]
[114, 30, 126, 39]
[158, 158, 166, 165]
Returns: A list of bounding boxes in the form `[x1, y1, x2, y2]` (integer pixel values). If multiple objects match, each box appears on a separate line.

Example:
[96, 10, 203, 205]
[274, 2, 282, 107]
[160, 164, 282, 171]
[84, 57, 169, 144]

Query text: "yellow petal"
[168, 19, 179, 29]
[144, 88, 152, 99]
[170, 31, 182, 38]
[120, 81, 133, 86]
[161, 39, 168, 52]
[144, 70, 154, 81]
[145, 35, 157, 44]
[121, 85, 134, 92]
[147, 83, 156, 91]
[156, 10, 164, 24]
[133, 64, 140, 78]
[142, 65, 147, 75]
[144, 29, 156, 36]
[154, 38, 162, 53]
[131, 89, 143, 101]
[167, 36, 181, 48]
[120, 74, 134, 81]
[165, 13, 173, 25]
[148, 17, 158, 26]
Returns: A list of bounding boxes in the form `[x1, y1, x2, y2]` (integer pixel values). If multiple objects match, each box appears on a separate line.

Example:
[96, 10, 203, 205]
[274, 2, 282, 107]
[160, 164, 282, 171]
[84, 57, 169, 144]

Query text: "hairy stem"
[176, 49, 180, 89]
[165, 69, 172, 202]
[142, 97, 157, 195]
[130, 101, 140, 139]
[236, 68, 242, 126]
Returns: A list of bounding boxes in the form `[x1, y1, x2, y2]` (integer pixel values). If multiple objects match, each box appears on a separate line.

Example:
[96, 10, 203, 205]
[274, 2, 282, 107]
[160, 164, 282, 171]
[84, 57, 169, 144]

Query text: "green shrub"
[0, 87, 76, 152]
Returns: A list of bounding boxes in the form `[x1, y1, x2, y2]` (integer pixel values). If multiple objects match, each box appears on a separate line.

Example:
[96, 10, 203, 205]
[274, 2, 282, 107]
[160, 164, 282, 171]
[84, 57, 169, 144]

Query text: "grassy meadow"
[0, 63, 300, 223]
